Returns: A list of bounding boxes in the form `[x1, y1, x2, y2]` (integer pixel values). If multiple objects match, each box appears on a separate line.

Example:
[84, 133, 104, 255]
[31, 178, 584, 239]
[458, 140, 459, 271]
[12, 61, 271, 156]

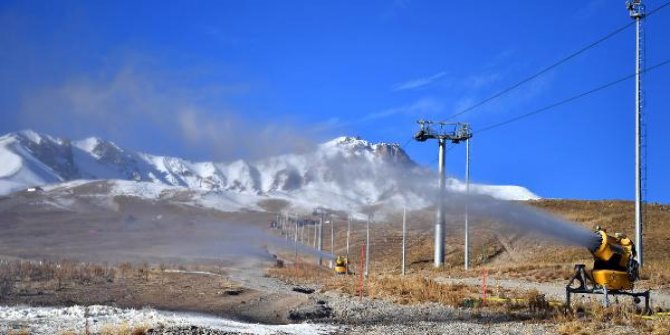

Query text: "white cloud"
[392, 71, 447, 91]
[364, 97, 444, 122]
[19, 64, 318, 160]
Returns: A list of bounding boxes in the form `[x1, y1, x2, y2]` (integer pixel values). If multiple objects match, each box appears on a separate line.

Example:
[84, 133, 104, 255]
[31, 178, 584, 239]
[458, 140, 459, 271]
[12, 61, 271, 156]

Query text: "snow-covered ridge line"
[0, 130, 539, 204]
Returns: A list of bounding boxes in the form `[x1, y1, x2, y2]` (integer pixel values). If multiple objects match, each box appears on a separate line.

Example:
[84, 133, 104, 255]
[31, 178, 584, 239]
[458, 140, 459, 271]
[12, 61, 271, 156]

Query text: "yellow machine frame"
[590, 229, 636, 290]
[566, 227, 649, 312]
[334, 256, 348, 275]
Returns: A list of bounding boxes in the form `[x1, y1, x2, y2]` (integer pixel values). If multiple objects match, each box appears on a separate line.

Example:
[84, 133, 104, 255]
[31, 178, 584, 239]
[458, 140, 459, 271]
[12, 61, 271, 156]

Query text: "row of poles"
[274, 207, 414, 276]
[272, 122, 476, 273]
[274, 120, 475, 272]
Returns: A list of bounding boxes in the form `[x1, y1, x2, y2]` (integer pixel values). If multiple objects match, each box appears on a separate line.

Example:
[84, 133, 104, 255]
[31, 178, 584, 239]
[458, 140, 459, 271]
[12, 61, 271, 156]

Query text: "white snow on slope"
[0, 132, 64, 195]
[0, 145, 21, 178]
[0, 305, 338, 335]
[106, 179, 263, 212]
[73, 137, 103, 156]
[449, 179, 539, 202]
[0, 131, 540, 210]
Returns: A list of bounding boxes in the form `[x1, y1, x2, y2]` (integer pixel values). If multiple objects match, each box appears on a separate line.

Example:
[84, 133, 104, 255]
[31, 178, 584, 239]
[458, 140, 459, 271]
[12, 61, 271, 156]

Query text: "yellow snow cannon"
[334, 256, 348, 275]
[566, 226, 649, 311]
[589, 227, 638, 290]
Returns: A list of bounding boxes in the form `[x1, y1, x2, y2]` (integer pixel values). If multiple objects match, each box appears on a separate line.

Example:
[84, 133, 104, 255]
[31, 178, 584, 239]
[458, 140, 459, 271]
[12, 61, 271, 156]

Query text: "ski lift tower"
[414, 120, 472, 267]
[627, 0, 645, 266]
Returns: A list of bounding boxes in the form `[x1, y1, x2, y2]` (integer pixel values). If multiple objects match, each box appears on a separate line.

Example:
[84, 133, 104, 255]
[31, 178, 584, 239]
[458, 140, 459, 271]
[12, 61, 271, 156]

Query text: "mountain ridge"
[0, 130, 539, 211]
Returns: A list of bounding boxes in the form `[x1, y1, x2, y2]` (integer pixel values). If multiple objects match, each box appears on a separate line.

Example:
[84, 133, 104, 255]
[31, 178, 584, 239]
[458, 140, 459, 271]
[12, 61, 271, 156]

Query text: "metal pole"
[294, 214, 299, 259]
[286, 212, 290, 240]
[435, 138, 446, 267]
[313, 221, 317, 248]
[300, 221, 305, 244]
[634, 13, 644, 266]
[365, 214, 370, 277]
[346, 215, 351, 259]
[318, 216, 323, 266]
[465, 138, 470, 270]
[329, 216, 334, 269]
[402, 207, 406, 276]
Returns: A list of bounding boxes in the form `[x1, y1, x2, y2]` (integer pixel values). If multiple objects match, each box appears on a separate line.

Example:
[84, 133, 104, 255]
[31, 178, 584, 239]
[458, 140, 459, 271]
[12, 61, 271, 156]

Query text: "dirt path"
[435, 276, 670, 309]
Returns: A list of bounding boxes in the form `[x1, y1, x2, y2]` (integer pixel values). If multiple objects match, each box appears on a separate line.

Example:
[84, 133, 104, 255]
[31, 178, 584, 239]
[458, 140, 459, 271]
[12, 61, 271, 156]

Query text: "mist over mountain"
[0, 130, 538, 213]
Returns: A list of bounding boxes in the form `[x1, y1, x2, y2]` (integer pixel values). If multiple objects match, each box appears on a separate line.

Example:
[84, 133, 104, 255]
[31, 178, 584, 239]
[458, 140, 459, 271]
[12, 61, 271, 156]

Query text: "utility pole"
[330, 216, 335, 268]
[287, 212, 291, 241]
[627, 0, 645, 266]
[365, 213, 371, 277]
[414, 120, 472, 267]
[346, 215, 351, 259]
[313, 221, 317, 248]
[280, 212, 285, 240]
[312, 207, 332, 266]
[436, 138, 447, 266]
[331, 216, 335, 256]
[402, 207, 407, 276]
[464, 138, 471, 270]
[318, 216, 323, 265]
[294, 214, 299, 260]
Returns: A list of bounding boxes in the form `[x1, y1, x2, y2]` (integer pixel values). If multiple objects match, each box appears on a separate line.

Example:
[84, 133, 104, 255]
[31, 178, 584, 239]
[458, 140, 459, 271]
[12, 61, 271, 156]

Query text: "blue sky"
[0, 0, 669, 202]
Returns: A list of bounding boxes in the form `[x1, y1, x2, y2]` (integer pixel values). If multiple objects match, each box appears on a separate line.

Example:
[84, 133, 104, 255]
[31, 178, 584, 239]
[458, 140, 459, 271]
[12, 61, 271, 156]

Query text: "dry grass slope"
[268, 199, 670, 333]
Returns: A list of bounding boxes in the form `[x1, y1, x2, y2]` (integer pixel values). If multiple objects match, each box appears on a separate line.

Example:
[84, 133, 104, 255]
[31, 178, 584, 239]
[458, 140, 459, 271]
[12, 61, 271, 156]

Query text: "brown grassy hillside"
[278, 199, 670, 288]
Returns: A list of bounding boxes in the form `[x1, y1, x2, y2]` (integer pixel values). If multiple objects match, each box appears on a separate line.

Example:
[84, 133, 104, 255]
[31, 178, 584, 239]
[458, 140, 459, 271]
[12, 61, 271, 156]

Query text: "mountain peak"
[322, 136, 368, 148]
[6, 129, 59, 145]
[0, 130, 539, 202]
[74, 137, 103, 152]
[330, 135, 366, 144]
[319, 136, 412, 166]
[324, 136, 399, 148]
[73, 136, 123, 157]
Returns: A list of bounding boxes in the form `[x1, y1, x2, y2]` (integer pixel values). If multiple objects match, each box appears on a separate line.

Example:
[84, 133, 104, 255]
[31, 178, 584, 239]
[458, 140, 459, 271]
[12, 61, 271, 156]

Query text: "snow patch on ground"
[107, 179, 262, 212]
[108, 179, 178, 199]
[0, 305, 338, 335]
[196, 190, 263, 212]
[41, 179, 97, 193]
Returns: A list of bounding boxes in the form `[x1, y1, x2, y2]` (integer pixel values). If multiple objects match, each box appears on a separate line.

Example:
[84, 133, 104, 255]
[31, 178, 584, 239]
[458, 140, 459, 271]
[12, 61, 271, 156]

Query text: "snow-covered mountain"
[0, 130, 539, 212]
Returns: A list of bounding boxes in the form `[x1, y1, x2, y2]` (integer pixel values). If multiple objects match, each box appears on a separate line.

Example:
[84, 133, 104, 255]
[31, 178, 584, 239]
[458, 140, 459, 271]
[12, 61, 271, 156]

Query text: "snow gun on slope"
[566, 226, 650, 312]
